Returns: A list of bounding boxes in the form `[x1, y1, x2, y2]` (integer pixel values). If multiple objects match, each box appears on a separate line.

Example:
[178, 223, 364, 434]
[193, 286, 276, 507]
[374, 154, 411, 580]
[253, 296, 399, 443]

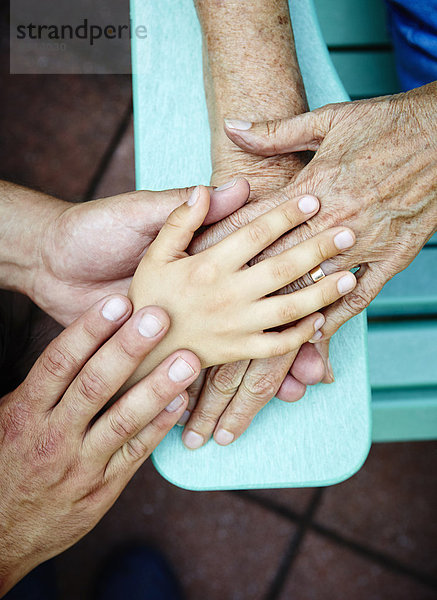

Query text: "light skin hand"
[0, 179, 249, 326]
[0, 295, 201, 596]
[182, 0, 329, 451]
[223, 81, 437, 338]
[125, 185, 357, 403]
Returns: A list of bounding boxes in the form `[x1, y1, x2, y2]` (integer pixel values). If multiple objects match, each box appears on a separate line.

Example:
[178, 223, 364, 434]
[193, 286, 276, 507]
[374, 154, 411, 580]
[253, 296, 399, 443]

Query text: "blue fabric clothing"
[386, 0, 437, 90]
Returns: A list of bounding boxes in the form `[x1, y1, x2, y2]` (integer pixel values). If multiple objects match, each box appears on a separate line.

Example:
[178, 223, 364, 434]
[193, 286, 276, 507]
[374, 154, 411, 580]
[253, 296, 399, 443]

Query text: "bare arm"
[195, 0, 308, 191]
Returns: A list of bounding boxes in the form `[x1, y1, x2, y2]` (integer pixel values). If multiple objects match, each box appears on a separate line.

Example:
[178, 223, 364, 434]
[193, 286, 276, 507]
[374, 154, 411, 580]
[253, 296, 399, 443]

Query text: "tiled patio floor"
[1, 8, 436, 598]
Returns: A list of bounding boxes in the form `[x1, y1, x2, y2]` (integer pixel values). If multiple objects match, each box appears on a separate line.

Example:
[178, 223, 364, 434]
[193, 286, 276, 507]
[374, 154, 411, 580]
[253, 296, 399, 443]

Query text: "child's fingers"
[148, 186, 211, 262]
[241, 227, 356, 298]
[208, 195, 320, 269]
[251, 271, 357, 331]
[250, 314, 325, 359]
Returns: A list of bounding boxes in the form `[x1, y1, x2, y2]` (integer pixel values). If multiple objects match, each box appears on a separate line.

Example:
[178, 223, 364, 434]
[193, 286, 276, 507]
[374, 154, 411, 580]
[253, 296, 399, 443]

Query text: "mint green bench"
[130, 0, 435, 489]
[314, 0, 437, 442]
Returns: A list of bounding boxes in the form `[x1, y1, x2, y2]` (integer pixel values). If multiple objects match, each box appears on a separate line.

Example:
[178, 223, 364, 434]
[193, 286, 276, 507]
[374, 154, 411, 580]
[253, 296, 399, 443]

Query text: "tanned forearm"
[0, 182, 66, 296]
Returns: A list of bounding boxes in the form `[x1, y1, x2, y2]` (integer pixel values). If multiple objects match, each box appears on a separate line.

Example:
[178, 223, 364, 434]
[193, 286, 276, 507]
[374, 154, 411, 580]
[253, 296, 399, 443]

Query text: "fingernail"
[213, 178, 238, 192]
[334, 230, 355, 250]
[168, 357, 195, 382]
[337, 273, 356, 294]
[183, 430, 204, 449]
[310, 330, 323, 342]
[176, 410, 191, 426]
[314, 316, 325, 331]
[298, 195, 319, 214]
[187, 186, 200, 206]
[102, 297, 129, 321]
[224, 118, 252, 130]
[165, 394, 185, 413]
[215, 428, 234, 446]
[138, 313, 164, 337]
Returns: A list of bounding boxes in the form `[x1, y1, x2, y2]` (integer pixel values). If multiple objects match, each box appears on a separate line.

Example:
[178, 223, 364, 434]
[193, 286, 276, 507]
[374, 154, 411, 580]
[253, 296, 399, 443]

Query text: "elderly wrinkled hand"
[223, 81, 437, 338]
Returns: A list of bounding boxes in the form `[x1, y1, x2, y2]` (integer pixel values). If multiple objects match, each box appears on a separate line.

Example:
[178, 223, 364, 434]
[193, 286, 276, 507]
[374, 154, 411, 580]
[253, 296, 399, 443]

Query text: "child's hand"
[127, 186, 356, 388]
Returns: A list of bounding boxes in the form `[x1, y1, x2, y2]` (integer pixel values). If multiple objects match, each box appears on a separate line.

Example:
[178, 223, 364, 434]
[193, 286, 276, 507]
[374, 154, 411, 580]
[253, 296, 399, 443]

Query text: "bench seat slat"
[369, 247, 437, 316]
[368, 320, 437, 389]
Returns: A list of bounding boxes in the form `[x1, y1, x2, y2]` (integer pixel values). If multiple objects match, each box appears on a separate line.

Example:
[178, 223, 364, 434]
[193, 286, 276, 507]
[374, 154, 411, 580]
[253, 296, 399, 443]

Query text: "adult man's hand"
[0, 180, 249, 327]
[223, 82, 437, 339]
[0, 294, 200, 596]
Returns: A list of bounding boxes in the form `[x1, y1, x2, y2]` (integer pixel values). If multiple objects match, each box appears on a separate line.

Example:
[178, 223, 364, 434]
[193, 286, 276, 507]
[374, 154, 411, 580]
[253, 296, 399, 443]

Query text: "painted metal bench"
[130, 0, 436, 490]
[315, 0, 437, 441]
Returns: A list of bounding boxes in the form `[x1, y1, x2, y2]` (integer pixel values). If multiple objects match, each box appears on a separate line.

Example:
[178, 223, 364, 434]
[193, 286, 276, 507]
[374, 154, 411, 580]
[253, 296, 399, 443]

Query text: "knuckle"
[269, 341, 291, 358]
[77, 367, 111, 403]
[189, 259, 219, 286]
[148, 379, 169, 406]
[109, 405, 141, 440]
[82, 316, 104, 342]
[266, 118, 280, 137]
[122, 435, 150, 463]
[208, 365, 242, 397]
[342, 287, 373, 315]
[247, 221, 271, 246]
[271, 260, 295, 284]
[319, 284, 334, 307]
[1, 399, 32, 439]
[116, 336, 141, 362]
[315, 237, 330, 261]
[177, 186, 194, 205]
[226, 405, 255, 428]
[41, 343, 77, 380]
[31, 427, 63, 464]
[225, 210, 248, 232]
[278, 203, 298, 228]
[277, 302, 298, 325]
[192, 405, 220, 428]
[244, 372, 279, 399]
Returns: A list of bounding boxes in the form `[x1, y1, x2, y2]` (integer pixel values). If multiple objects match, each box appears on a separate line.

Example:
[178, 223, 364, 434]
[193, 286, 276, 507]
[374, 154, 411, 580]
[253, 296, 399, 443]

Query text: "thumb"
[224, 106, 334, 157]
[149, 186, 212, 262]
[128, 177, 250, 232]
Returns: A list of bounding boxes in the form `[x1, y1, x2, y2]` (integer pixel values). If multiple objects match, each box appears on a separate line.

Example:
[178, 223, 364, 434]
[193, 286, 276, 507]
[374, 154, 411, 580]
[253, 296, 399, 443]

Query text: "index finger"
[206, 194, 320, 270]
[20, 295, 132, 412]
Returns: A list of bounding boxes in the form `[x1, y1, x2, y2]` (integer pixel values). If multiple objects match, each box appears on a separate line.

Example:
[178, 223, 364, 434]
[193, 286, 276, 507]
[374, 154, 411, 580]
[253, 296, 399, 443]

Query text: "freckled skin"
[212, 84, 437, 338]
[195, 0, 308, 196]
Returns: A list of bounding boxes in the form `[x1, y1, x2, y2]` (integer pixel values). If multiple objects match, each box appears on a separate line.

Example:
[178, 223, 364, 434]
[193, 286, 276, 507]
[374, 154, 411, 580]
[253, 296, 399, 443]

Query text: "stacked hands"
[1, 49, 436, 600]
[0, 179, 358, 592]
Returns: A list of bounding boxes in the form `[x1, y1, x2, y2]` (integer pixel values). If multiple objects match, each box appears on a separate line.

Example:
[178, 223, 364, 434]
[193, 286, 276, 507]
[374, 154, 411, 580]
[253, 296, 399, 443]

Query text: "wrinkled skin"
[0, 296, 200, 595]
[219, 83, 437, 338]
[183, 83, 437, 448]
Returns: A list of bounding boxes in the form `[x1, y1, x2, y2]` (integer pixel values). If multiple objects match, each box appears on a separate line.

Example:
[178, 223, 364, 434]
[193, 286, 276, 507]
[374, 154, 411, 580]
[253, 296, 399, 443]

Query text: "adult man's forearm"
[194, 0, 307, 165]
[0, 182, 66, 295]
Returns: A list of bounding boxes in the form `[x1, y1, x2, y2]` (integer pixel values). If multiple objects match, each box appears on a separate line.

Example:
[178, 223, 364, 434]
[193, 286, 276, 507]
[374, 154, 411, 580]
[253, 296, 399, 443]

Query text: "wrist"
[0, 182, 68, 299]
[0, 557, 30, 597]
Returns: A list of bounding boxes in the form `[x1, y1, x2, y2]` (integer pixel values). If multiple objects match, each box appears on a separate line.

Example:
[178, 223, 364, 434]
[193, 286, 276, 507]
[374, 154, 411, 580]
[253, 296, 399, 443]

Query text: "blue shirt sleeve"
[385, 0, 437, 90]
